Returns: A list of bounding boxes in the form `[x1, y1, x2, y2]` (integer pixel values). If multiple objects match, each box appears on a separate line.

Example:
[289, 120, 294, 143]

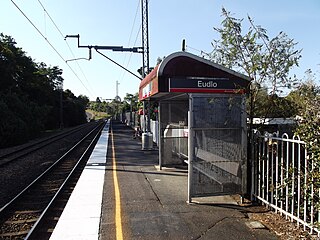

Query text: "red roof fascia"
[139, 65, 159, 89]
[139, 65, 159, 100]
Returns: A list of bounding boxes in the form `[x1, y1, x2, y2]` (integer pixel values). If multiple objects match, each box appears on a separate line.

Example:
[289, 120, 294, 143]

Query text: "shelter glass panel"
[159, 100, 189, 166]
[191, 94, 246, 196]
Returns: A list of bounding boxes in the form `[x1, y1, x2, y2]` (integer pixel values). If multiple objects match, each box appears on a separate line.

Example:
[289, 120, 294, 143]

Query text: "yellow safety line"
[111, 128, 123, 240]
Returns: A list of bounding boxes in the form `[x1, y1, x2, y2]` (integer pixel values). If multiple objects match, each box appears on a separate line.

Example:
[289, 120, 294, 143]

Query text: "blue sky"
[1, 0, 319, 100]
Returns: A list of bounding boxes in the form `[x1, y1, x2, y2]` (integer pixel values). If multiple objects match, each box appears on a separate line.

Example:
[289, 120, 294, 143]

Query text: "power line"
[36, 0, 96, 97]
[120, 24, 142, 82]
[11, 1, 66, 63]
[10, 0, 94, 98]
[186, 44, 211, 59]
[127, 0, 141, 52]
[96, 49, 142, 80]
[120, 0, 141, 82]
[37, 0, 64, 38]
[121, 0, 150, 83]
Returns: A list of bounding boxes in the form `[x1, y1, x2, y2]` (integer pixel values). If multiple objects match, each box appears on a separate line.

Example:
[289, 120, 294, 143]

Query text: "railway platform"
[50, 120, 278, 240]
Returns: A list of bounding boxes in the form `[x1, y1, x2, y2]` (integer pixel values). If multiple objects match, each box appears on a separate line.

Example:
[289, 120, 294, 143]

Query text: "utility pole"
[65, 0, 151, 131]
[115, 80, 120, 100]
[59, 82, 64, 129]
[141, 0, 150, 78]
[141, 0, 151, 133]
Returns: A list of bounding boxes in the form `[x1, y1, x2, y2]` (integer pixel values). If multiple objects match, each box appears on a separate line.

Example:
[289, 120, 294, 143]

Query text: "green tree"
[78, 95, 90, 108]
[211, 8, 302, 123]
[0, 34, 51, 144]
[0, 33, 88, 147]
[0, 34, 24, 93]
[123, 93, 139, 112]
[63, 90, 87, 126]
[292, 74, 320, 213]
[252, 87, 297, 119]
[286, 70, 318, 113]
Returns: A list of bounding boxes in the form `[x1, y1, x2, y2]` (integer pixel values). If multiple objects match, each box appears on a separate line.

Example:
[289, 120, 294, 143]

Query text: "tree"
[210, 9, 303, 195]
[0, 34, 52, 144]
[252, 86, 297, 118]
[211, 8, 302, 123]
[96, 97, 102, 103]
[123, 93, 139, 112]
[78, 95, 90, 108]
[291, 73, 320, 211]
[286, 70, 318, 112]
[0, 33, 88, 147]
[62, 89, 88, 126]
[0, 33, 24, 93]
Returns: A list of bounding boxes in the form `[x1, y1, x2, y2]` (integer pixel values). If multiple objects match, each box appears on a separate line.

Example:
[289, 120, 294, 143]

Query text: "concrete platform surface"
[50, 120, 278, 240]
[99, 121, 278, 240]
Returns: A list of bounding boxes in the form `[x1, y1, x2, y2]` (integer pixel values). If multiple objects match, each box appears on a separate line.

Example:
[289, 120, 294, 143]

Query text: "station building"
[139, 51, 250, 202]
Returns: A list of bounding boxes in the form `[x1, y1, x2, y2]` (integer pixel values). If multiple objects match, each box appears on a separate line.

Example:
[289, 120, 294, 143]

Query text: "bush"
[0, 100, 28, 147]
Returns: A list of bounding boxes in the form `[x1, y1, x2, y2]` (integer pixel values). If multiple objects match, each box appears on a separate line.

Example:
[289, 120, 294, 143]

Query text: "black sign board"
[169, 77, 246, 94]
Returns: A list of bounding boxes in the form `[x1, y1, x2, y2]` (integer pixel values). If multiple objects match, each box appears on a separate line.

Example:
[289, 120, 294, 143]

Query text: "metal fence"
[252, 131, 320, 236]
[121, 111, 160, 145]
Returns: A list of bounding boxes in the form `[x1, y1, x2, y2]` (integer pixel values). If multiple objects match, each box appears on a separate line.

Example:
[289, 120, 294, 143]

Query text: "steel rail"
[0, 121, 105, 239]
[0, 124, 84, 159]
[0, 123, 95, 167]
[0, 121, 103, 213]
[25, 121, 107, 239]
[0, 123, 99, 214]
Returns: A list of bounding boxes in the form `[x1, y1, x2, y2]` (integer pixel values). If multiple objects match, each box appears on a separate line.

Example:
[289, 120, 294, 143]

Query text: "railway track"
[0, 120, 107, 239]
[0, 123, 95, 167]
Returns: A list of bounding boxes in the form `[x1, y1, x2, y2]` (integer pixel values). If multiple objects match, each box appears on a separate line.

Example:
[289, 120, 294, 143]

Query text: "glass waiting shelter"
[139, 51, 250, 202]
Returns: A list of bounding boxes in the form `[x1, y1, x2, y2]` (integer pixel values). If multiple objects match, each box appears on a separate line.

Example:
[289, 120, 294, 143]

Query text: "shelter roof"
[139, 51, 250, 101]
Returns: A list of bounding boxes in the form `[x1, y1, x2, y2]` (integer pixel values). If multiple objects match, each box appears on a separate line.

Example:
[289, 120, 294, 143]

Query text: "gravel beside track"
[0, 121, 101, 209]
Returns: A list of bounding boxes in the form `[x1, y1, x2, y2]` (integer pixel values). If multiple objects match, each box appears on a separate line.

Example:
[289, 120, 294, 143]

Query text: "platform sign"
[169, 77, 246, 94]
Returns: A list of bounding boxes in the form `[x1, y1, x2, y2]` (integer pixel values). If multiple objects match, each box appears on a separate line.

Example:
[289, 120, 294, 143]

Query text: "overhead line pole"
[66, 0, 151, 134]
[141, 0, 151, 133]
[141, 0, 149, 78]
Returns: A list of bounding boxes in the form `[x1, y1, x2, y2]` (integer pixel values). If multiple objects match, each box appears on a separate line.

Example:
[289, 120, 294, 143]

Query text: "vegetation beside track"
[86, 109, 109, 120]
[0, 33, 89, 148]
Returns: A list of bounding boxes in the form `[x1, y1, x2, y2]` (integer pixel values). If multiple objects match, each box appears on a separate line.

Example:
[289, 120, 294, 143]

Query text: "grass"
[86, 109, 109, 120]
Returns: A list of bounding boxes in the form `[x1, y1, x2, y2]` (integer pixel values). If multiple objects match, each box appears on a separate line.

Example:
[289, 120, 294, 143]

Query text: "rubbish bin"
[142, 132, 153, 150]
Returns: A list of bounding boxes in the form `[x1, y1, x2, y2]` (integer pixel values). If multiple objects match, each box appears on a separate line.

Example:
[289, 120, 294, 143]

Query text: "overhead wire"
[96, 49, 142, 80]
[10, 1, 66, 64]
[10, 0, 94, 98]
[36, 0, 95, 98]
[186, 44, 211, 59]
[120, 0, 140, 80]
[119, 0, 141, 83]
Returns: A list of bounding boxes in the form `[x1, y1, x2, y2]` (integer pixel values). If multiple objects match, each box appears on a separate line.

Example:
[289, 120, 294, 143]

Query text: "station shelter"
[139, 51, 250, 202]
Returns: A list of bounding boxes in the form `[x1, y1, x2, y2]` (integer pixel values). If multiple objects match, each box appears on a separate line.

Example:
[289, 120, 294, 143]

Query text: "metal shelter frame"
[139, 51, 250, 202]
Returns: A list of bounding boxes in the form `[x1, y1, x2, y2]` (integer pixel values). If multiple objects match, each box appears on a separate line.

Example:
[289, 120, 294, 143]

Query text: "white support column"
[158, 102, 162, 170]
[187, 94, 194, 203]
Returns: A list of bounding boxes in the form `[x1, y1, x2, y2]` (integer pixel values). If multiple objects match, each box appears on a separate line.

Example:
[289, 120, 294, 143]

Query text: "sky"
[1, 0, 319, 101]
